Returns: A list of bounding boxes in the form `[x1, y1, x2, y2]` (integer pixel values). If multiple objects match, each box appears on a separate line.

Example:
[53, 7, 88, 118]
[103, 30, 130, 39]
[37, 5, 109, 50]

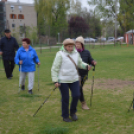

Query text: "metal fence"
[0, 24, 128, 52]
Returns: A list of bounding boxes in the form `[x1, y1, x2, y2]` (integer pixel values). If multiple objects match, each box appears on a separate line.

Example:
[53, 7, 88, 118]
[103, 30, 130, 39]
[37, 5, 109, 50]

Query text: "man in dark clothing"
[75, 36, 97, 110]
[0, 29, 19, 79]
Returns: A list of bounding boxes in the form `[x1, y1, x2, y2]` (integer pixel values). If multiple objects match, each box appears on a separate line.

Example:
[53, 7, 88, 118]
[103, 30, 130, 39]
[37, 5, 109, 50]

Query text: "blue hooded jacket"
[14, 46, 39, 72]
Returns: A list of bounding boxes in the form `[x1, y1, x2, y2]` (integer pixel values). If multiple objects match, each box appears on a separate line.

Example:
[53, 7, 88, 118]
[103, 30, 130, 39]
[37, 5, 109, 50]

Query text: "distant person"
[75, 36, 97, 110]
[0, 29, 19, 79]
[15, 38, 40, 94]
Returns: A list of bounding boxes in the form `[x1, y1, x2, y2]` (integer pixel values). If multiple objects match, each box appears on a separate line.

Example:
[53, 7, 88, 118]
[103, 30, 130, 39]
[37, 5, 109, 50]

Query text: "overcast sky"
[8, 0, 90, 9]
[81, 0, 90, 9]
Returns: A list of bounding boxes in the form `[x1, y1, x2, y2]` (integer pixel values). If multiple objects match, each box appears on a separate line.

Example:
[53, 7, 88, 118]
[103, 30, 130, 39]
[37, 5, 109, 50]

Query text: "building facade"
[0, 0, 37, 39]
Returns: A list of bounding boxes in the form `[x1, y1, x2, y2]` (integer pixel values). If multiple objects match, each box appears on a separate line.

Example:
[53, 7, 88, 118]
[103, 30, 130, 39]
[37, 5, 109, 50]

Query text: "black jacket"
[78, 49, 94, 78]
[0, 36, 19, 60]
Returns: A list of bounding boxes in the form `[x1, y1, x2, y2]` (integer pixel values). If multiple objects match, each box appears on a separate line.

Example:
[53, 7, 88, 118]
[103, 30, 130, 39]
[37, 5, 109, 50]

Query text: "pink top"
[76, 48, 84, 52]
[25, 46, 29, 51]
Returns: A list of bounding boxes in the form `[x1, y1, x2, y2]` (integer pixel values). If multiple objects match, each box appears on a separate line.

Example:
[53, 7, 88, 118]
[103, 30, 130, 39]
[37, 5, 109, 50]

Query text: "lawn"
[0, 44, 134, 134]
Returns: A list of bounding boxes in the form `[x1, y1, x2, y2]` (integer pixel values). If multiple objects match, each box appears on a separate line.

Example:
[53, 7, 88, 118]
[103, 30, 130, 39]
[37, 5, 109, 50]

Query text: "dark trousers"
[59, 81, 80, 118]
[3, 60, 15, 78]
[79, 76, 87, 102]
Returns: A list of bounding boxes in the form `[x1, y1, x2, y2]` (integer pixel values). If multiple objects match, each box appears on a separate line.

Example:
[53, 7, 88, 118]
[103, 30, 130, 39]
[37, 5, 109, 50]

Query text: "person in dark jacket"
[0, 29, 19, 79]
[75, 36, 97, 110]
[15, 38, 40, 94]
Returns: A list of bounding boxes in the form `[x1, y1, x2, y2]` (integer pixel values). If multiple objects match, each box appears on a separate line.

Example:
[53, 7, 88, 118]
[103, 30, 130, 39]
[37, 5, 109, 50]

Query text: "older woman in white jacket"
[51, 38, 91, 122]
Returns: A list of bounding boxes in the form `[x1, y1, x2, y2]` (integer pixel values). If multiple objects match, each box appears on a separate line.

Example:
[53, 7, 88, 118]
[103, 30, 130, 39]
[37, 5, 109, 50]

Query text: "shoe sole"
[82, 108, 90, 110]
[70, 117, 78, 121]
[63, 120, 72, 122]
[71, 118, 77, 121]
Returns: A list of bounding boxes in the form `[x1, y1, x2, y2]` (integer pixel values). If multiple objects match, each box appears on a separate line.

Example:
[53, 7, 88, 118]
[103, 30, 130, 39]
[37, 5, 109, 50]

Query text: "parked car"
[95, 37, 106, 42]
[116, 37, 124, 42]
[84, 37, 95, 43]
[101, 38, 106, 42]
[107, 37, 115, 42]
[72, 38, 76, 41]
[84, 37, 90, 43]
[94, 37, 99, 42]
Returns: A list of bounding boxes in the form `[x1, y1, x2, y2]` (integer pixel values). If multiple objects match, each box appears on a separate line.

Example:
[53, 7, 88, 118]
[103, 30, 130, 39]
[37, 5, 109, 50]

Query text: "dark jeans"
[3, 60, 15, 78]
[79, 76, 87, 102]
[59, 81, 80, 118]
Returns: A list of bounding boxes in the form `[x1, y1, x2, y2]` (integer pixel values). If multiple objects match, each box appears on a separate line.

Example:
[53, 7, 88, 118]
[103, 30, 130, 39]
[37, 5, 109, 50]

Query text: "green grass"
[0, 44, 134, 134]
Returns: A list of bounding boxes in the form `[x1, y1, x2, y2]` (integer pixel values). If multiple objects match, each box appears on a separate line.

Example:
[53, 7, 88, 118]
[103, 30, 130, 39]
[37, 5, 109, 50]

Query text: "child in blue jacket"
[15, 38, 40, 94]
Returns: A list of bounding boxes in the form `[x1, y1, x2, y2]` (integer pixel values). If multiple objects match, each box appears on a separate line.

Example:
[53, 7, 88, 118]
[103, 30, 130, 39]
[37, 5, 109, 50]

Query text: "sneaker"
[70, 114, 78, 121]
[28, 89, 33, 94]
[63, 117, 72, 122]
[21, 85, 25, 91]
[7, 77, 12, 80]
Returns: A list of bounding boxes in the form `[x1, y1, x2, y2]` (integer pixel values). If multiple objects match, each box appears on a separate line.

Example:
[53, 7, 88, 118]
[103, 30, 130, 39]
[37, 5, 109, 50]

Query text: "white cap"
[75, 36, 84, 45]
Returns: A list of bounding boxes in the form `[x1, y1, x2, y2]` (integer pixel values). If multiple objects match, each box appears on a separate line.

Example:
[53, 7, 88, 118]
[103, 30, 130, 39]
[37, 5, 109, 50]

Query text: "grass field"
[0, 44, 134, 134]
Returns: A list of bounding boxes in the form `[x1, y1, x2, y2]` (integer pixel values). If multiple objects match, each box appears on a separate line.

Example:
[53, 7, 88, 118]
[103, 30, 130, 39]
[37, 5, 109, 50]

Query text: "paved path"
[34, 43, 122, 50]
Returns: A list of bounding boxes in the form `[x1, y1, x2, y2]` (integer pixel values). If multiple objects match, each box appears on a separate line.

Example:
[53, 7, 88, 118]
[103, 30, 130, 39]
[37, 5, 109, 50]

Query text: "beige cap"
[75, 36, 84, 45]
[63, 38, 75, 46]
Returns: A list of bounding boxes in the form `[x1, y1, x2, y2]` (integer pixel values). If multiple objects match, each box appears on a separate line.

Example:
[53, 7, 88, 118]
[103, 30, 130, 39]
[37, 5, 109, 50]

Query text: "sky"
[8, 0, 90, 9]
[81, 0, 90, 9]
[8, 0, 33, 3]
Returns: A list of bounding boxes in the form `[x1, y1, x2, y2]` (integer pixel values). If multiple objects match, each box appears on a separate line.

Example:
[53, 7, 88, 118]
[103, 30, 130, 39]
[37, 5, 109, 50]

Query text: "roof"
[126, 30, 134, 34]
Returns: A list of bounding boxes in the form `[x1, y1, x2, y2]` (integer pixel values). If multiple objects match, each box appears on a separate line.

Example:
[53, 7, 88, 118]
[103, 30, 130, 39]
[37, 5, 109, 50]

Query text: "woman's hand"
[88, 65, 92, 71]
[93, 61, 97, 66]
[55, 83, 60, 88]
[38, 62, 41, 65]
[19, 60, 23, 65]
[0, 51, 3, 55]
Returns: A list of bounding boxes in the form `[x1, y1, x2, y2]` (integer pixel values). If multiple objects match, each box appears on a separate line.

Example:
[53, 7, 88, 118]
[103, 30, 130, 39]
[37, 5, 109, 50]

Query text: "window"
[19, 26, 25, 33]
[3, 7, 5, 12]
[20, 33, 24, 38]
[10, 14, 17, 19]
[0, 13, 4, 20]
[12, 24, 15, 28]
[4, 17, 6, 22]
[0, 3, 5, 12]
[0, 6, 3, 12]
[18, 14, 24, 19]
[18, 6, 22, 12]
[10, 5, 14, 11]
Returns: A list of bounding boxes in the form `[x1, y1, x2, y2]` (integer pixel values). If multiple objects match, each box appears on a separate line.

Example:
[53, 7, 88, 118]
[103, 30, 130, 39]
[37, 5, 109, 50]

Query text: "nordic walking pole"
[90, 65, 95, 107]
[0, 56, 1, 70]
[0, 56, 3, 71]
[33, 87, 57, 117]
[81, 75, 88, 88]
[18, 65, 22, 94]
[128, 92, 134, 112]
[38, 65, 39, 92]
